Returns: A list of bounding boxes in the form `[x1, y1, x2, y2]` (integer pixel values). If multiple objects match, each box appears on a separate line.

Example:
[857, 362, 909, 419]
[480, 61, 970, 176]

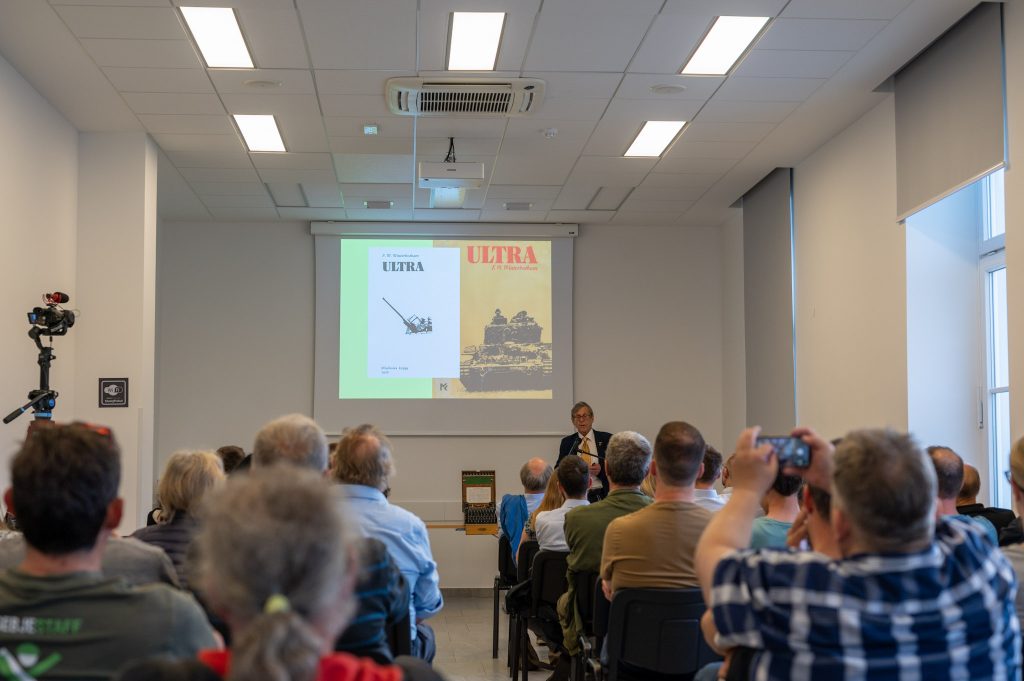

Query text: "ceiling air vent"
[386, 77, 545, 117]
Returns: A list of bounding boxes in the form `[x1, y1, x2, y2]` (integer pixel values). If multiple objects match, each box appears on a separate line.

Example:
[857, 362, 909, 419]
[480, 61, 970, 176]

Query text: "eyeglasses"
[571, 414, 593, 421]
[1004, 470, 1023, 492]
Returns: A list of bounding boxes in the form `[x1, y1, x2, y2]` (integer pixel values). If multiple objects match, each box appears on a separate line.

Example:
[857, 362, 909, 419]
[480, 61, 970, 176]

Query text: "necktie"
[580, 436, 592, 465]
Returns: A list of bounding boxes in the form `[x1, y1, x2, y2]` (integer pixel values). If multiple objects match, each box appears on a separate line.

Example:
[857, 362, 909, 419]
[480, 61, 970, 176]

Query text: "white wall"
[792, 97, 908, 438]
[0, 53, 78, 486]
[1004, 1, 1024, 445]
[155, 220, 728, 586]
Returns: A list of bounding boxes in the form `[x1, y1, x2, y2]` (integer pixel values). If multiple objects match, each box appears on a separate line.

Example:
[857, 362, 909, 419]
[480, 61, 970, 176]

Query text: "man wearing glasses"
[558, 402, 611, 502]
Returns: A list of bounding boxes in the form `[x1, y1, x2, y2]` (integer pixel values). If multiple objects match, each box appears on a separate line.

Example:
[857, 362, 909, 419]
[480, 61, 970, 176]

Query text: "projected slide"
[340, 239, 552, 400]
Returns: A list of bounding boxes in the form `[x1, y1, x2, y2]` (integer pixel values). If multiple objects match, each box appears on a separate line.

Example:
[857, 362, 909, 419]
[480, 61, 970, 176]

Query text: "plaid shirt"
[712, 517, 1021, 681]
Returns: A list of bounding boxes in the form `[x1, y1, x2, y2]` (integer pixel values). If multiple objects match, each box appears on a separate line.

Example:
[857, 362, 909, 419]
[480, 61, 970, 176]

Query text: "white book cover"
[367, 247, 460, 379]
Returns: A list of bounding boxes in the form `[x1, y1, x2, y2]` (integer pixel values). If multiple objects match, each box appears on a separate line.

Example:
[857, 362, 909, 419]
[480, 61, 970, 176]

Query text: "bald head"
[958, 463, 981, 504]
[927, 446, 964, 500]
[332, 424, 395, 491]
[520, 458, 552, 494]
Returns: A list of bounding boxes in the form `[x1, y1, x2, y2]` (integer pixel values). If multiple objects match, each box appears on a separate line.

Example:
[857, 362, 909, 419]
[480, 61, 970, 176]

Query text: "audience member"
[927, 446, 999, 545]
[639, 469, 656, 499]
[500, 457, 552, 558]
[957, 462, 1016, 531]
[601, 422, 712, 598]
[214, 445, 245, 475]
[191, 465, 441, 681]
[0, 423, 215, 677]
[534, 456, 590, 552]
[519, 471, 563, 556]
[697, 427, 1020, 680]
[1003, 436, 1024, 633]
[692, 445, 727, 512]
[252, 414, 410, 663]
[131, 450, 225, 589]
[785, 484, 839, 558]
[333, 424, 443, 663]
[552, 432, 652, 681]
[749, 471, 802, 549]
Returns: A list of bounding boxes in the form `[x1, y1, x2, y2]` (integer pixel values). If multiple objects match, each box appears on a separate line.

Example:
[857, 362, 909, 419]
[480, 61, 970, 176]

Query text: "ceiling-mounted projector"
[418, 162, 485, 189]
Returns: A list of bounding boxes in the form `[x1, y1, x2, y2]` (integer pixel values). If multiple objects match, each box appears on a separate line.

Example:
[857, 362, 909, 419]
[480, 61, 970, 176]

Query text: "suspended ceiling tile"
[80, 38, 199, 68]
[546, 209, 613, 223]
[137, 114, 234, 135]
[504, 118, 596, 141]
[567, 157, 657, 186]
[486, 185, 561, 199]
[166, 149, 254, 168]
[301, 182, 344, 208]
[659, 0, 787, 11]
[266, 182, 306, 206]
[521, 72, 622, 99]
[611, 211, 681, 225]
[201, 194, 275, 207]
[123, 92, 225, 115]
[319, 94, 391, 118]
[523, 0, 661, 72]
[50, 0, 168, 5]
[238, 7, 309, 69]
[697, 99, 800, 123]
[153, 133, 245, 152]
[482, 197, 553, 212]
[714, 77, 826, 102]
[530, 97, 610, 121]
[328, 137, 414, 155]
[417, 0, 540, 72]
[627, 12, 712, 75]
[601, 98, 702, 120]
[278, 207, 349, 219]
[618, 197, 695, 213]
[345, 209, 414, 221]
[208, 69, 314, 95]
[757, 18, 888, 51]
[275, 114, 329, 153]
[103, 67, 213, 93]
[250, 152, 334, 169]
[256, 167, 338, 184]
[299, 0, 418, 70]
[315, 70, 417, 95]
[333, 154, 414, 183]
[339, 183, 412, 199]
[219, 93, 321, 117]
[681, 121, 777, 143]
[192, 181, 270, 196]
[179, 167, 261, 183]
[637, 172, 721, 192]
[414, 117, 509, 138]
[653, 156, 738, 175]
[417, 137, 501, 157]
[55, 5, 185, 39]
[615, 74, 724, 101]
[629, 183, 710, 202]
[490, 152, 577, 186]
[205, 205, 281, 221]
[479, 209, 550, 222]
[413, 209, 483, 222]
[325, 117, 413, 138]
[735, 50, 855, 79]
[672, 137, 762, 158]
[781, 0, 913, 20]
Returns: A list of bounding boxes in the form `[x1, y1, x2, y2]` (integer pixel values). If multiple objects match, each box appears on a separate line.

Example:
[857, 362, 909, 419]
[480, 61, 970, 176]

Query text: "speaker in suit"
[557, 402, 611, 502]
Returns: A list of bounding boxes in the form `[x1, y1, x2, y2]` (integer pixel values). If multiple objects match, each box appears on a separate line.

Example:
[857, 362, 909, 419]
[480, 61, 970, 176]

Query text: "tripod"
[3, 327, 59, 424]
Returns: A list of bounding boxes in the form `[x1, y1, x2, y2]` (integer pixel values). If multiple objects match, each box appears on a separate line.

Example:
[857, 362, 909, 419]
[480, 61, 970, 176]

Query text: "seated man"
[252, 414, 410, 663]
[551, 431, 652, 681]
[927, 445, 999, 545]
[601, 422, 713, 597]
[749, 471, 802, 548]
[333, 424, 444, 663]
[957, 462, 1016, 532]
[535, 457, 590, 552]
[693, 446, 727, 512]
[697, 427, 1020, 680]
[500, 457, 552, 558]
[0, 423, 215, 678]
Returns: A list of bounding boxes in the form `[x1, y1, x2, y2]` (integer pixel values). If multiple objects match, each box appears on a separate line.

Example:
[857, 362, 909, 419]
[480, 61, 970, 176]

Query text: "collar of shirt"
[342, 484, 387, 504]
[562, 498, 590, 510]
[693, 488, 721, 499]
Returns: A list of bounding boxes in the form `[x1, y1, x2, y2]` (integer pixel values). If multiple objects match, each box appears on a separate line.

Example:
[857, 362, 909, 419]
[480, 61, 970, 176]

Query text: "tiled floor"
[431, 591, 552, 681]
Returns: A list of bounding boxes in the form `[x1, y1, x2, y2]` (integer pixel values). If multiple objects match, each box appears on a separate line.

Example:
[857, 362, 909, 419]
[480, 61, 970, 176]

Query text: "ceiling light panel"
[448, 12, 506, 71]
[180, 7, 253, 68]
[234, 115, 285, 152]
[624, 121, 686, 157]
[682, 16, 770, 75]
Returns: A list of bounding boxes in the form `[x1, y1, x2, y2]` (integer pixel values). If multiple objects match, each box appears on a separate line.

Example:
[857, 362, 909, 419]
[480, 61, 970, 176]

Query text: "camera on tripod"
[28, 292, 75, 337]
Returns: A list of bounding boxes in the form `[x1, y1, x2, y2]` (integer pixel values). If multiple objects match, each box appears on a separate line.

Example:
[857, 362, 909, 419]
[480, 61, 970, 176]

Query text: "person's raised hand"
[786, 426, 834, 491]
[786, 508, 810, 549]
[730, 426, 777, 497]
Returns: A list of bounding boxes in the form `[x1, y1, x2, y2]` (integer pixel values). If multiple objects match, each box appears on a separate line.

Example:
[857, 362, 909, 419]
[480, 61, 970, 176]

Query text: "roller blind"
[895, 2, 1005, 220]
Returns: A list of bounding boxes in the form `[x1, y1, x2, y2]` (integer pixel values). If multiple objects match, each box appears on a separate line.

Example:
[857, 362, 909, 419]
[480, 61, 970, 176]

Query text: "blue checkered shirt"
[712, 517, 1021, 681]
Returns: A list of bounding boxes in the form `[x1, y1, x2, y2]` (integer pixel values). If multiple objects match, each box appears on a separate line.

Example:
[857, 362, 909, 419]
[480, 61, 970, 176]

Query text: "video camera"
[28, 292, 75, 337]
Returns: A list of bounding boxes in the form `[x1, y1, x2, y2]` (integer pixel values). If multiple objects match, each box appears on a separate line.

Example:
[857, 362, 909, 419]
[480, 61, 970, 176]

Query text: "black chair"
[494, 534, 518, 658]
[517, 540, 540, 583]
[603, 588, 720, 681]
[511, 549, 568, 681]
[506, 540, 540, 673]
[386, 610, 412, 658]
[570, 570, 600, 681]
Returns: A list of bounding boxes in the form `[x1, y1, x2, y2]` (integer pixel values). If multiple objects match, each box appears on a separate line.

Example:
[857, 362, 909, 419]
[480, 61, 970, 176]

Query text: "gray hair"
[832, 429, 936, 553]
[520, 458, 552, 493]
[331, 424, 395, 491]
[252, 414, 328, 472]
[605, 431, 652, 487]
[195, 465, 355, 681]
[571, 401, 593, 418]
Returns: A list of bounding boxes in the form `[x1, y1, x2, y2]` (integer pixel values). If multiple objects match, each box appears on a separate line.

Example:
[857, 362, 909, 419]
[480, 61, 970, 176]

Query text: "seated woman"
[132, 450, 224, 589]
[518, 470, 563, 561]
[195, 464, 440, 681]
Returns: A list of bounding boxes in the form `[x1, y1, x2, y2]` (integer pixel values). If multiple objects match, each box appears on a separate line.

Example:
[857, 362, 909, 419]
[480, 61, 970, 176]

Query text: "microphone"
[46, 292, 70, 304]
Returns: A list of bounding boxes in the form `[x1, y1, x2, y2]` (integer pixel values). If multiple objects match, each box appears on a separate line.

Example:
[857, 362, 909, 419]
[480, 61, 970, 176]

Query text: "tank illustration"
[460, 308, 552, 392]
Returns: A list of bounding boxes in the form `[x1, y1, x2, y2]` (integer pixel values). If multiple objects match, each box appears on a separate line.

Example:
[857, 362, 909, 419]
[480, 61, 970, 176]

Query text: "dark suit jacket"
[558, 430, 612, 496]
[957, 503, 1017, 533]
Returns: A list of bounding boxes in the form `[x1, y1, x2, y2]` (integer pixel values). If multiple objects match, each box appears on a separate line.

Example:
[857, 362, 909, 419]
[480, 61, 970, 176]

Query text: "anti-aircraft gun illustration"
[382, 298, 433, 334]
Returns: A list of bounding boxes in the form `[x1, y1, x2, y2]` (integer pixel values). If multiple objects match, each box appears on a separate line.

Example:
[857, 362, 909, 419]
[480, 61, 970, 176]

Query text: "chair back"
[517, 540, 540, 582]
[498, 534, 518, 585]
[593, 575, 610, 638]
[605, 588, 718, 678]
[386, 610, 412, 658]
[529, 550, 569, 617]
[574, 570, 600, 635]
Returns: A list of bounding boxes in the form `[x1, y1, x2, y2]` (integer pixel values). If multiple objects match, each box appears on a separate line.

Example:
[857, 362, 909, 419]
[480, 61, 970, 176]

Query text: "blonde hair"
[1010, 436, 1024, 490]
[528, 470, 564, 532]
[196, 465, 356, 681]
[640, 470, 656, 499]
[156, 450, 224, 523]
